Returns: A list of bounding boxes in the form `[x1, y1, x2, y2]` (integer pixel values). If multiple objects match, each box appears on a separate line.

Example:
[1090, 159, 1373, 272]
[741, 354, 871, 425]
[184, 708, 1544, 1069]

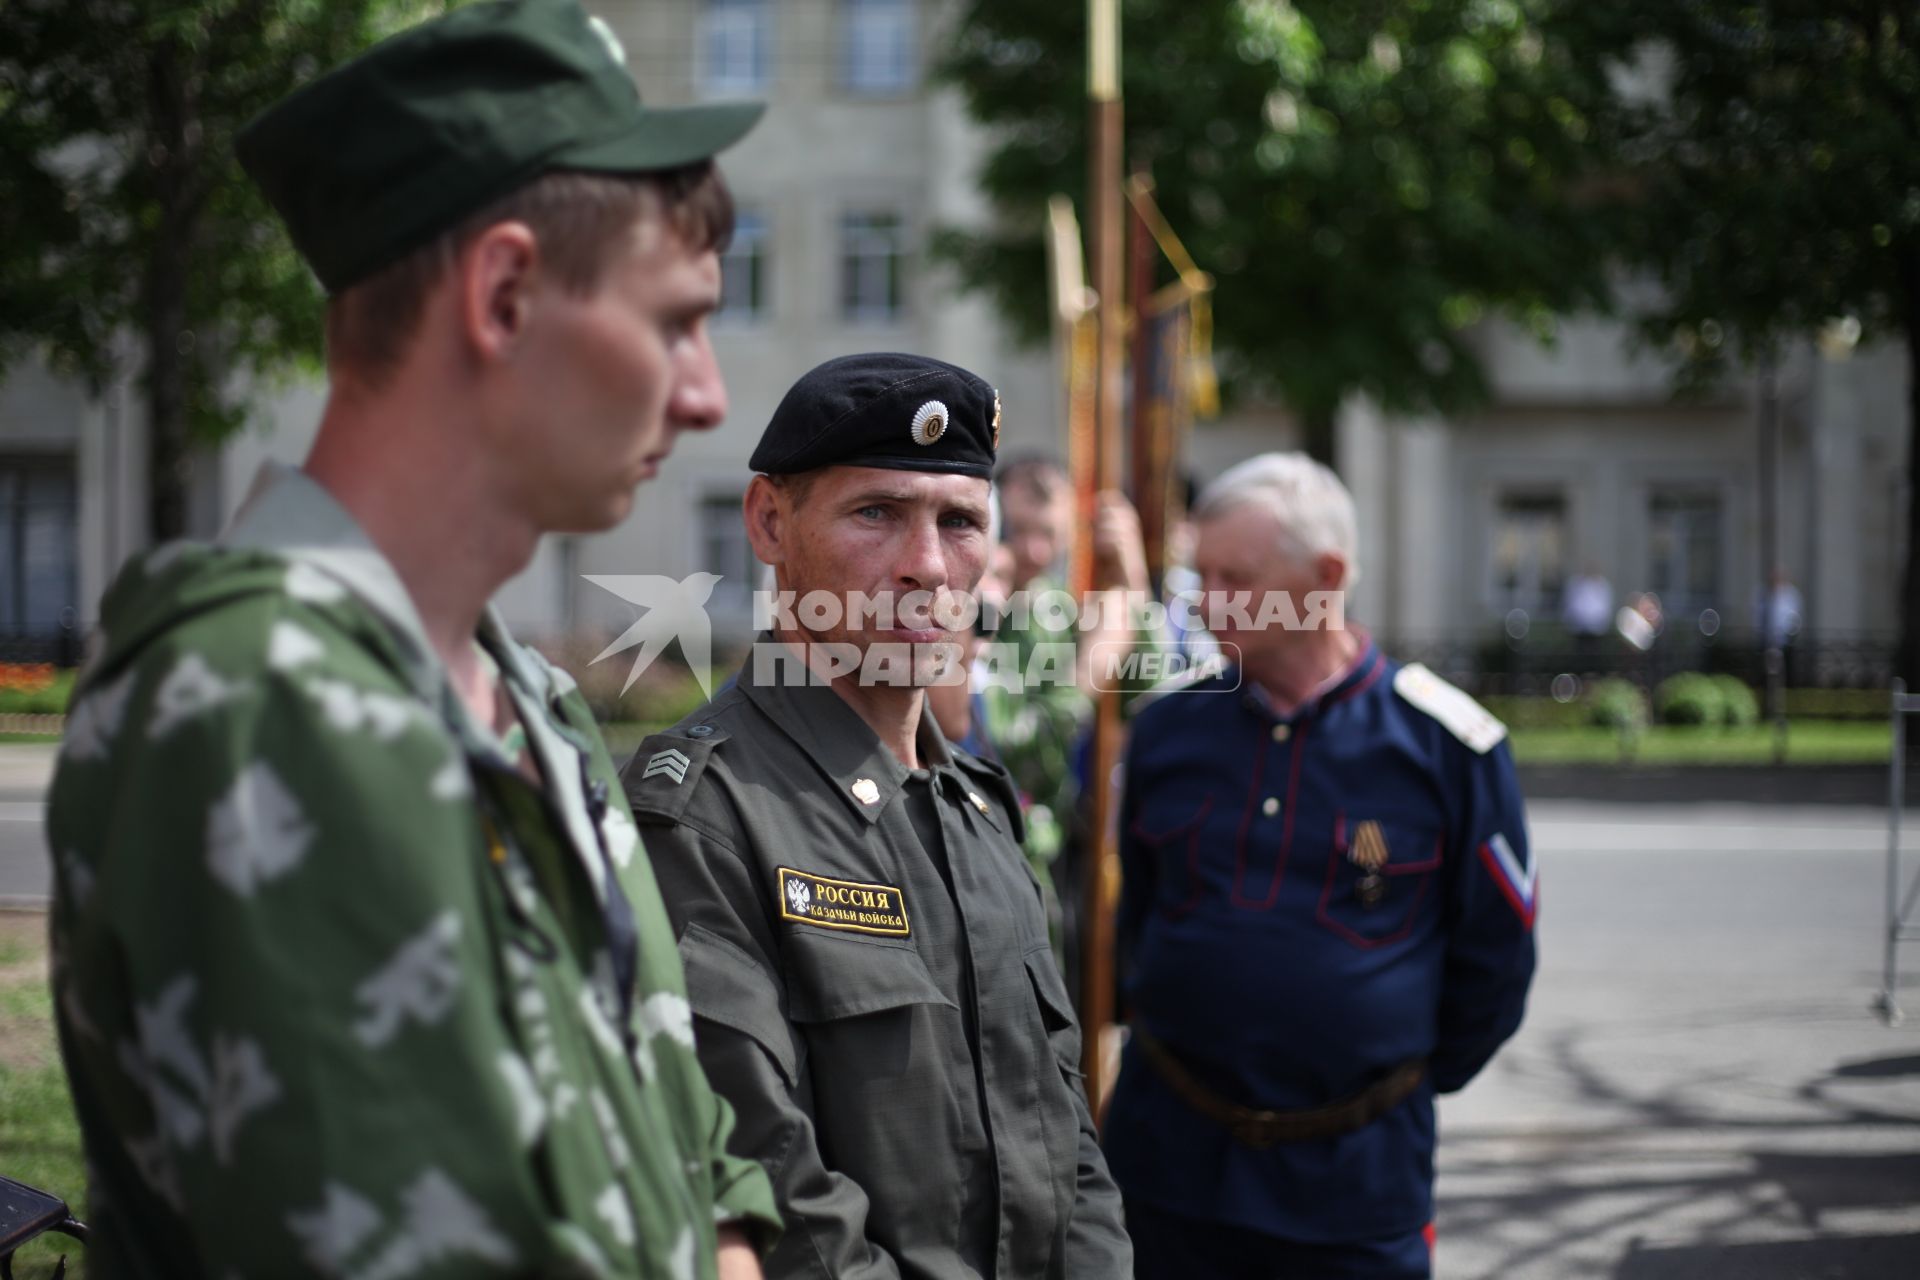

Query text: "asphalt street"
[3, 743, 1918, 1275]
[0, 745, 53, 903]
[1439, 802, 1920, 1279]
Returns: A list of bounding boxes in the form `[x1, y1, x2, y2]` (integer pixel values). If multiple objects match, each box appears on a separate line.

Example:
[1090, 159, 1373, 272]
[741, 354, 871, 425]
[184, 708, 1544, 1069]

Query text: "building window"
[1490, 491, 1566, 620]
[839, 210, 907, 324]
[698, 491, 757, 613]
[841, 0, 917, 95]
[699, 0, 767, 97]
[0, 453, 77, 640]
[1647, 490, 1722, 620]
[717, 210, 768, 324]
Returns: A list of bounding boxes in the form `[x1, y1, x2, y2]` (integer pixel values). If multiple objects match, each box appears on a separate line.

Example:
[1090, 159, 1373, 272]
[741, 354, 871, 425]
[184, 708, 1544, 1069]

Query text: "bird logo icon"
[583, 573, 723, 697]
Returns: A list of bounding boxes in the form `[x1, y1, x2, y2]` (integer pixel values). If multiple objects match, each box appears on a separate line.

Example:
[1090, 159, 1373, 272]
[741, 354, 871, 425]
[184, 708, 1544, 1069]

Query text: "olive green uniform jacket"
[45, 465, 778, 1277]
[622, 656, 1132, 1279]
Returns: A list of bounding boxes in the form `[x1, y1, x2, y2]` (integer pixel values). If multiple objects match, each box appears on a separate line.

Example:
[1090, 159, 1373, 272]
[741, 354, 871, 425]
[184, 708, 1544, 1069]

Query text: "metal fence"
[0, 629, 82, 667]
[1380, 629, 1897, 700]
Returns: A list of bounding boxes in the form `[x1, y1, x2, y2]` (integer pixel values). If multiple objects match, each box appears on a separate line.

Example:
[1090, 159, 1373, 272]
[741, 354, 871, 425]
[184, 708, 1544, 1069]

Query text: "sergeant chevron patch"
[1478, 831, 1537, 928]
[642, 748, 691, 785]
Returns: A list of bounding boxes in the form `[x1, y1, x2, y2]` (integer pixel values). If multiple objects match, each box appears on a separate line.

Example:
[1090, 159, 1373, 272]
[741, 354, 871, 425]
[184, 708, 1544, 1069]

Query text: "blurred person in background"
[989, 454, 1153, 993]
[42, 4, 779, 1275]
[1758, 567, 1803, 683]
[1104, 452, 1537, 1280]
[1562, 562, 1613, 663]
[928, 540, 1014, 760]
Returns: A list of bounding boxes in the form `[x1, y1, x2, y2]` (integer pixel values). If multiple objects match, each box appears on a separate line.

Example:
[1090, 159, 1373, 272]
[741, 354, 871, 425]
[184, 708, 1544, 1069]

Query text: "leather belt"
[1134, 1029, 1426, 1148]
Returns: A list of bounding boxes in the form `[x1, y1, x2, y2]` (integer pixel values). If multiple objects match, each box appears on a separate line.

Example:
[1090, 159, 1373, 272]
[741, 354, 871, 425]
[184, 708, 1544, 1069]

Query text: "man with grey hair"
[1103, 452, 1536, 1278]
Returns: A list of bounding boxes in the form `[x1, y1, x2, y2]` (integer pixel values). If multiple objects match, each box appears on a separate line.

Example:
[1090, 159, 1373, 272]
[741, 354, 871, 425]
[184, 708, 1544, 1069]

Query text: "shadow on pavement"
[1830, 1054, 1920, 1081]
[1614, 1234, 1920, 1278]
[1749, 1150, 1920, 1225]
[1438, 1024, 1920, 1278]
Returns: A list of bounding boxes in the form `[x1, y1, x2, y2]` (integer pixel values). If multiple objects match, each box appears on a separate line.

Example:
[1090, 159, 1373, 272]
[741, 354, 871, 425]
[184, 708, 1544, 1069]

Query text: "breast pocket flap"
[784, 929, 957, 1024]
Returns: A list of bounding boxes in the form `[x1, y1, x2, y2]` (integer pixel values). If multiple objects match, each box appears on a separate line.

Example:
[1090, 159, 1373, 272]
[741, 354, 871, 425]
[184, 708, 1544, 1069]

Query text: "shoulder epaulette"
[1392, 663, 1507, 754]
[623, 720, 731, 822]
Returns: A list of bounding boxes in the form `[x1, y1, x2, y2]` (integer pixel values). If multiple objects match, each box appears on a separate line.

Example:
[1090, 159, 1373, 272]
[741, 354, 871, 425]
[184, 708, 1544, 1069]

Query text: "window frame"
[1487, 488, 1568, 621]
[715, 208, 769, 326]
[839, 0, 919, 97]
[697, 0, 769, 98]
[837, 208, 909, 326]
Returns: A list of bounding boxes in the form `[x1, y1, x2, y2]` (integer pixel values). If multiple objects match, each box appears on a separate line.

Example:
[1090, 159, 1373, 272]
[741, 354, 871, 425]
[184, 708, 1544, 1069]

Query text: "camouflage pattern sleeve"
[545, 674, 782, 1251]
[49, 597, 656, 1277]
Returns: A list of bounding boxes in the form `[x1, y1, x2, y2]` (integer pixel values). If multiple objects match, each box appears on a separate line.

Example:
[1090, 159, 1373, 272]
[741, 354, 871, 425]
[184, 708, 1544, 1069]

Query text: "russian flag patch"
[1478, 831, 1538, 928]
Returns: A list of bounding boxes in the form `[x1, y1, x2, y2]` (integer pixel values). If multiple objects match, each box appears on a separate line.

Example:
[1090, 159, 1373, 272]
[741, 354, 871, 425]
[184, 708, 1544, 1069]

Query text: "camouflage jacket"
[45, 465, 778, 1278]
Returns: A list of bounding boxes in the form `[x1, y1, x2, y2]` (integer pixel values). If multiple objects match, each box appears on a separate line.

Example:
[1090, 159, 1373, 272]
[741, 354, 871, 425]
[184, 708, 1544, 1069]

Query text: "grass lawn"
[1509, 718, 1891, 767]
[600, 721, 677, 759]
[0, 911, 86, 1278]
[0, 734, 63, 745]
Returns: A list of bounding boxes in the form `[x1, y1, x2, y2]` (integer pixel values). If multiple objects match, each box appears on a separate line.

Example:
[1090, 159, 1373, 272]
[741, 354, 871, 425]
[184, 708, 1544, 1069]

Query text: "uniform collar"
[737, 641, 957, 825]
[1239, 631, 1386, 723]
[221, 461, 440, 699]
[221, 464, 617, 912]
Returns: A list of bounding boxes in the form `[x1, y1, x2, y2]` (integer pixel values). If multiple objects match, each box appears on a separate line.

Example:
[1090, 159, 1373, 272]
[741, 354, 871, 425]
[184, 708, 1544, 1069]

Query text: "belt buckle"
[1232, 1114, 1284, 1149]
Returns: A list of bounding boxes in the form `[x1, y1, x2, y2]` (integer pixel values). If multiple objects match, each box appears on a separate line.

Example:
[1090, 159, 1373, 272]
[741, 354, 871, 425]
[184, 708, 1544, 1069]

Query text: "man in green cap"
[46, 2, 778, 1275]
[623, 353, 1134, 1278]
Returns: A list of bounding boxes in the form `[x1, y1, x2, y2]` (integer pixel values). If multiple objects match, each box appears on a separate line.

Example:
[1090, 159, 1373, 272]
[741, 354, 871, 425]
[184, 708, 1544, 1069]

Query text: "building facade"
[1, 0, 1908, 678]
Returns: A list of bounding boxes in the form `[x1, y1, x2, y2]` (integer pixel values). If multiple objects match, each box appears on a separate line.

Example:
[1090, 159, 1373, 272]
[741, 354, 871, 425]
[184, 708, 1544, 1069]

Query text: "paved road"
[4, 745, 1919, 1274]
[1439, 803, 1920, 1279]
[0, 745, 53, 902]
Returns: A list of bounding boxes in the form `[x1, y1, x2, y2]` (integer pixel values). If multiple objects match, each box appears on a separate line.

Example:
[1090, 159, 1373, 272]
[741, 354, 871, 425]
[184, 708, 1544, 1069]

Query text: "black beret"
[750, 353, 1001, 479]
[237, 0, 762, 294]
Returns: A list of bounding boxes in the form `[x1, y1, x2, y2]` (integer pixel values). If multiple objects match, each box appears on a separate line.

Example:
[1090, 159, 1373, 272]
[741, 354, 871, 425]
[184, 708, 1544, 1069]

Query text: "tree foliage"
[1604, 0, 1920, 690]
[937, 0, 1638, 458]
[0, 0, 445, 541]
[1611, 2, 1918, 382]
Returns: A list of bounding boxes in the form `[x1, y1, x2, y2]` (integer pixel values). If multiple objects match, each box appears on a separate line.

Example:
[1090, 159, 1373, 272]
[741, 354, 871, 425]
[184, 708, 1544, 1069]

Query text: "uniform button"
[1271, 723, 1292, 742]
[686, 724, 715, 738]
[1262, 797, 1280, 817]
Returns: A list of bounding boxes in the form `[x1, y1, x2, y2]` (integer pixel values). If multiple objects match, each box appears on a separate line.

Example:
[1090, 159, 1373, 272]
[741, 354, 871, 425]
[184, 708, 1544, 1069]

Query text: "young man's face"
[502, 210, 726, 533]
[755, 466, 993, 686]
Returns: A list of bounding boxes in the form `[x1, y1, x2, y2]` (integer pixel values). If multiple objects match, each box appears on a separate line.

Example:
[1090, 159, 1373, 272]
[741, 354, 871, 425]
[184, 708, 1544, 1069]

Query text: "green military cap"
[751, 353, 1002, 480]
[237, 0, 764, 294]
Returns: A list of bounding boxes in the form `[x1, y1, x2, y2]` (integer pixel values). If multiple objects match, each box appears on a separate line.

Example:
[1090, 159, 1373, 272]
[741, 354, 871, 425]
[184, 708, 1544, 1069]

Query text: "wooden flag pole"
[1079, 0, 1126, 1118]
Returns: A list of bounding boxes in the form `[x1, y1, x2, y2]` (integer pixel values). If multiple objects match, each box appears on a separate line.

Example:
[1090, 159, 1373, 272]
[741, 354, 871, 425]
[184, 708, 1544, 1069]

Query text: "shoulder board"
[622, 721, 730, 822]
[1392, 663, 1507, 754]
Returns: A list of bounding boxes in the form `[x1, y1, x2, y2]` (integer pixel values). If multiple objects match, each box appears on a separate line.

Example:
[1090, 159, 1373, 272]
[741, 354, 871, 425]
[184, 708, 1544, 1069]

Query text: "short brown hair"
[325, 161, 734, 387]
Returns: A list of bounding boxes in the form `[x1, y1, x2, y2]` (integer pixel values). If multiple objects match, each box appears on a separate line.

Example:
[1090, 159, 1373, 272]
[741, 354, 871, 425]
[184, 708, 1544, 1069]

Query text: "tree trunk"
[145, 250, 192, 544]
[1901, 247, 1920, 750]
[1301, 404, 1338, 469]
[143, 37, 198, 544]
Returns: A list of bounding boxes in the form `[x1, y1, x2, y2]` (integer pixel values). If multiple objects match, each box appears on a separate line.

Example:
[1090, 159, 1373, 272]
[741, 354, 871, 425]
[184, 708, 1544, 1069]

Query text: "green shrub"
[1480, 694, 1589, 731]
[1712, 675, 1760, 727]
[1586, 678, 1649, 731]
[537, 634, 714, 726]
[1656, 672, 1725, 727]
[1782, 688, 1890, 720]
[0, 667, 75, 715]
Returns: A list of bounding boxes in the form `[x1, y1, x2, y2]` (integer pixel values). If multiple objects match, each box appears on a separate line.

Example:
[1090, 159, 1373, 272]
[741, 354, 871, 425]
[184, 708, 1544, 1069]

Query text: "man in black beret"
[623, 353, 1134, 1278]
[46, 1, 779, 1275]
